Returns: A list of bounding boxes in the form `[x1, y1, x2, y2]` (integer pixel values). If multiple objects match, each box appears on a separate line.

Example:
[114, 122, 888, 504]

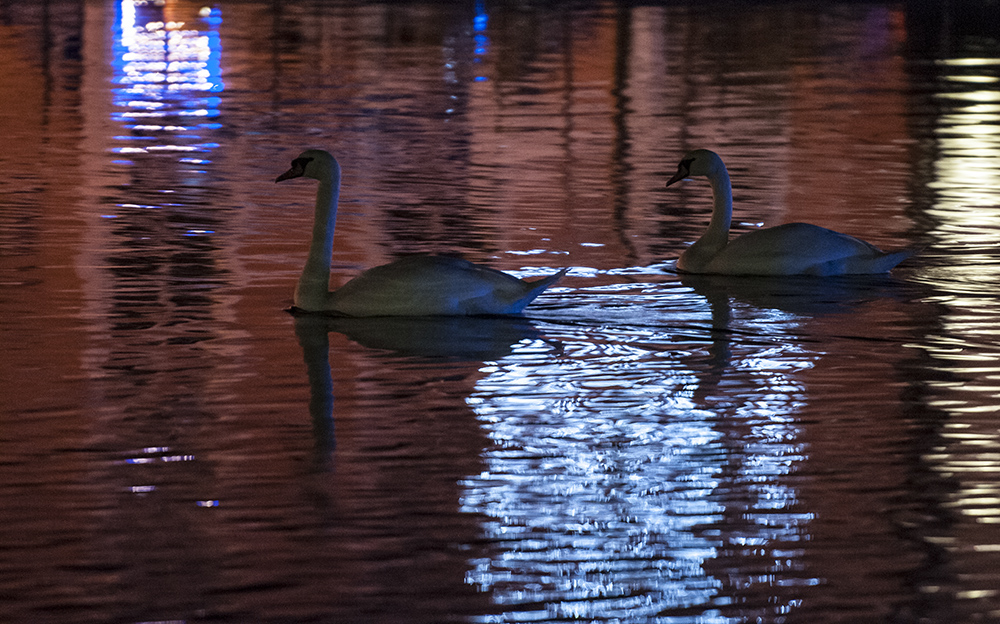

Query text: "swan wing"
[328, 256, 565, 316]
[707, 223, 909, 276]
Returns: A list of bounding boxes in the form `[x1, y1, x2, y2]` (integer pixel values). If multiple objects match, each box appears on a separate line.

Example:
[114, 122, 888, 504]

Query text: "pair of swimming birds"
[275, 148, 915, 317]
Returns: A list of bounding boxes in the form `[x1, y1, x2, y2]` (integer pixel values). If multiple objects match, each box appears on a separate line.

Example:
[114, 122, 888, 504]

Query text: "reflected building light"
[913, 55, 1000, 600]
[116, 445, 196, 465]
[461, 328, 810, 621]
[921, 56, 1000, 296]
[937, 58, 1000, 67]
[921, 58, 1000, 305]
[111, 0, 223, 162]
[443, 1, 490, 115]
[473, 0, 489, 82]
[942, 75, 1000, 84]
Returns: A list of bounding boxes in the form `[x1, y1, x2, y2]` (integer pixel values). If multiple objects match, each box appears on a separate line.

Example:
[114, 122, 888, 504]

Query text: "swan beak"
[276, 167, 302, 183]
[276, 159, 308, 183]
[665, 166, 689, 187]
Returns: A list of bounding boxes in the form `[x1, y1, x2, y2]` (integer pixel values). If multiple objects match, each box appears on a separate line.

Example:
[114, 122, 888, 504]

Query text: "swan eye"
[680, 158, 694, 172]
[292, 156, 313, 169]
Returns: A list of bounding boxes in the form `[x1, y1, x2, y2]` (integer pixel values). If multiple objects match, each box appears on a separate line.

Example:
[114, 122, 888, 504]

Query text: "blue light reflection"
[461, 309, 814, 621]
[473, 0, 489, 81]
[111, 0, 223, 160]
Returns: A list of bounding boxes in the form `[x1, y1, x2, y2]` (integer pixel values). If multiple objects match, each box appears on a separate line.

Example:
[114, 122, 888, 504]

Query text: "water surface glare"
[2, 1, 1000, 623]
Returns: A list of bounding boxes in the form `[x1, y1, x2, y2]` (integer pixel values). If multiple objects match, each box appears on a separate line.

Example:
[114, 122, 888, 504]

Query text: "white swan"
[276, 149, 567, 316]
[666, 149, 913, 276]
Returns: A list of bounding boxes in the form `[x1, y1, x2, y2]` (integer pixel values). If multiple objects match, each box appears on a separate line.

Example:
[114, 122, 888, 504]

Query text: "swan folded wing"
[709, 223, 904, 276]
[327, 256, 559, 316]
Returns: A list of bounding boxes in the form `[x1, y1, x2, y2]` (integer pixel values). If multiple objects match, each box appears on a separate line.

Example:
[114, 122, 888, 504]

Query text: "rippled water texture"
[2, 2, 1000, 623]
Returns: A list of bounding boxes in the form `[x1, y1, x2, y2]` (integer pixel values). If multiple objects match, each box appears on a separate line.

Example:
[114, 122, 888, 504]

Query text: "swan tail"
[830, 247, 915, 275]
[867, 248, 916, 273]
[508, 268, 569, 312]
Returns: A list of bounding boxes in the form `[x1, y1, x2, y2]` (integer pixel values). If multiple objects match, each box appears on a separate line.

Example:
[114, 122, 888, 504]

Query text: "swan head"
[665, 149, 725, 186]
[276, 149, 341, 184]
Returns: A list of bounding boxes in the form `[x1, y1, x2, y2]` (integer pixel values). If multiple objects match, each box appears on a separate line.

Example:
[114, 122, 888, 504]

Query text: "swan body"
[666, 149, 913, 276]
[276, 149, 566, 316]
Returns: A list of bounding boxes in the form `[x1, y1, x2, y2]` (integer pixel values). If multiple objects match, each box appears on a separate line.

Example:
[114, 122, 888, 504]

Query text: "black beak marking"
[665, 158, 694, 187]
[276, 156, 314, 183]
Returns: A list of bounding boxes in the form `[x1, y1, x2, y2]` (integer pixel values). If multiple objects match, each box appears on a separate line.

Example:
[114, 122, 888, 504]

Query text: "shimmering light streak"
[918, 56, 1000, 381]
[462, 320, 811, 621]
[912, 54, 1000, 605]
[112, 0, 223, 157]
[117, 446, 196, 465]
[937, 58, 1000, 67]
[473, 0, 489, 82]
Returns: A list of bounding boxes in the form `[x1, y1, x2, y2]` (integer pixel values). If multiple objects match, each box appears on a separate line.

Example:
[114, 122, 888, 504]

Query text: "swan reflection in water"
[290, 269, 916, 618]
[291, 312, 549, 468]
[679, 271, 912, 405]
[681, 272, 910, 318]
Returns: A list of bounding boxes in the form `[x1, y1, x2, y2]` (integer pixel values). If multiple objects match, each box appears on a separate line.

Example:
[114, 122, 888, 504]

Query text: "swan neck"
[705, 167, 733, 245]
[296, 174, 339, 307]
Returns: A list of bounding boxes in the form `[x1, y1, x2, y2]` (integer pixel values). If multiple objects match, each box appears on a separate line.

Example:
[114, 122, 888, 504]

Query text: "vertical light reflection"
[473, 0, 489, 82]
[462, 348, 728, 622]
[112, 0, 223, 160]
[923, 59, 1000, 258]
[461, 309, 812, 622]
[909, 51, 1000, 616]
[918, 54, 1000, 412]
[70, 3, 236, 612]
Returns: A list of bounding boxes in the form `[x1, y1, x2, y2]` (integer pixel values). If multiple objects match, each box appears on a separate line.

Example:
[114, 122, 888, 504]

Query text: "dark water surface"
[2, 1, 1000, 622]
